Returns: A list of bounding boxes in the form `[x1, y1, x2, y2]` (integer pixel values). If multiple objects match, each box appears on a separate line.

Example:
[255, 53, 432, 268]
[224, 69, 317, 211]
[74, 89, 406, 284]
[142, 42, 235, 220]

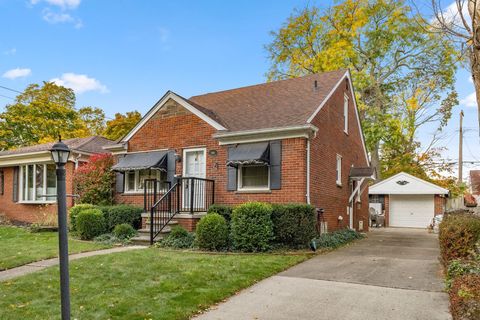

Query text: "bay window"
[124, 169, 167, 193]
[20, 163, 56, 203]
[238, 165, 269, 190]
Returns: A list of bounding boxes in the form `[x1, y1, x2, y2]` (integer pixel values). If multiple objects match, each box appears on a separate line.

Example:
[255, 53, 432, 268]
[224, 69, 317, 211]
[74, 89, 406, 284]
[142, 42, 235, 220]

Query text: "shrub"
[113, 223, 137, 239]
[69, 204, 98, 231]
[98, 205, 143, 231]
[450, 274, 480, 320]
[94, 233, 125, 245]
[196, 213, 229, 251]
[439, 214, 480, 265]
[446, 260, 480, 290]
[157, 226, 195, 249]
[207, 204, 233, 222]
[271, 204, 316, 248]
[314, 229, 363, 249]
[230, 202, 274, 252]
[76, 208, 107, 240]
[73, 153, 115, 205]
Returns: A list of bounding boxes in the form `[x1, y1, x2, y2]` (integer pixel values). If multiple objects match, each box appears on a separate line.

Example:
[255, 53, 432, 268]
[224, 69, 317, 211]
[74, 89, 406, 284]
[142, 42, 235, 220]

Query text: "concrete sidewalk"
[0, 246, 145, 282]
[195, 228, 451, 320]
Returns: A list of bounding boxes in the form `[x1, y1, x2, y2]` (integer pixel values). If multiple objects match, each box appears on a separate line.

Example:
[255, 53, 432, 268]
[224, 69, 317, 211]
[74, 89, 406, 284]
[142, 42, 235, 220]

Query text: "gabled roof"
[470, 170, 480, 195]
[369, 172, 449, 195]
[0, 136, 115, 157]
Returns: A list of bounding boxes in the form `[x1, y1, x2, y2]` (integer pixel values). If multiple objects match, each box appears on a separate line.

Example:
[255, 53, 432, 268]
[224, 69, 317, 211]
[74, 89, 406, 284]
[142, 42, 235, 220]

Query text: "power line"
[0, 93, 14, 100]
[0, 85, 21, 94]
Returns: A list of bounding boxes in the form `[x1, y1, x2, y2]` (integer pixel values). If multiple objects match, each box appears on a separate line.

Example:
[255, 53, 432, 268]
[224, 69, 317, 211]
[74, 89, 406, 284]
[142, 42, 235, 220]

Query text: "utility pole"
[459, 110, 464, 185]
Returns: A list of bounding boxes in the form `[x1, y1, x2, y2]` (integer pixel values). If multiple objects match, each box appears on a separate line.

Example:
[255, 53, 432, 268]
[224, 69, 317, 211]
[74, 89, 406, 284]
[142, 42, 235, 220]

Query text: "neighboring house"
[469, 170, 480, 203]
[369, 172, 448, 228]
[0, 136, 114, 224]
[106, 69, 372, 238]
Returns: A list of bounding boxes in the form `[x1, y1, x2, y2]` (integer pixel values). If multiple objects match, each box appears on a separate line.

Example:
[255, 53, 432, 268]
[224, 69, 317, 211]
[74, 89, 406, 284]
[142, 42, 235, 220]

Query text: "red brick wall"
[384, 195, 390, 227]
[0, 162, 75, 224]
[115, 98, 307, 207]
[434, 195, 446, 215]
[309, 79, 369, 232]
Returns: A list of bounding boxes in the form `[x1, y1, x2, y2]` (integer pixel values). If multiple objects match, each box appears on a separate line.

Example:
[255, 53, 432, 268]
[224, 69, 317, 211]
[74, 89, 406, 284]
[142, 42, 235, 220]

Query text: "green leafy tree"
[0, 82, 88, 149]
[103, 111, 141, 141]
[265, 0, 458, 180]
[78, 106, 106, 136]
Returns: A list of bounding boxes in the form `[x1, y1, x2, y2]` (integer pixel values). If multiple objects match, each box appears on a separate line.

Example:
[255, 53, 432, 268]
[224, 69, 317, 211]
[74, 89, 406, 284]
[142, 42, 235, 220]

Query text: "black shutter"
[167, 150, 176, 183]
[269, 140, 282, 190]
[227, 146, 237, 191]
[0, 170, 4, 195]
[12, 166, 19, 202]
[115, 172, 124, 193]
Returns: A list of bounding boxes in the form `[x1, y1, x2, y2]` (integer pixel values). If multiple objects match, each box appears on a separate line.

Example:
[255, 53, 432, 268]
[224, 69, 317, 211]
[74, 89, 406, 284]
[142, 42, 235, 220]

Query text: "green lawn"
[0, 225, 110, 270]
[0, 249, 310, 319]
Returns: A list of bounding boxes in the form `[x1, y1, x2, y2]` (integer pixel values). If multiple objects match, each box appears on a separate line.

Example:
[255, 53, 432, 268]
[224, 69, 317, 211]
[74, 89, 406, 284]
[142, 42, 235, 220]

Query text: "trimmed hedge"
[207, 204, 233, 222]
[98, 205, 143, 231]
[69, 204, 98, 231]
[231, 202, 274, 252]
[113, 223, 137, 239]
[271, 203, 316, 248]
[76, 208, 106, 240]
[446, 260, 480, 290]
[450, 274, 480, 320]
[157, 226, 195, 249]
[439, 214, 480, 265]
[196, 213, 229, 251]
[314, 229, 363, 249]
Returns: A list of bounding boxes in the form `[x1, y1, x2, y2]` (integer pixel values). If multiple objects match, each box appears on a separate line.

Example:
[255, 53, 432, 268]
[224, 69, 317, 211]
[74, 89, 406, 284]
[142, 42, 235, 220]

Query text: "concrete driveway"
[194, 228, 451, 320]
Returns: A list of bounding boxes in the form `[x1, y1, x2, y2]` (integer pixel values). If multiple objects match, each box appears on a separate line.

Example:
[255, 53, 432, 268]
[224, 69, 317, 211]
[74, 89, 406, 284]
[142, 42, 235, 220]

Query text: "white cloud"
[436, 1, 471, 26]
[50, 73, 108, 94]
[2, 68, 32, 79]
[460, 92, 477, 107]
[31, 0, 81, 10]
[3, 48, 16, 55]
[42, 8, 82, 28]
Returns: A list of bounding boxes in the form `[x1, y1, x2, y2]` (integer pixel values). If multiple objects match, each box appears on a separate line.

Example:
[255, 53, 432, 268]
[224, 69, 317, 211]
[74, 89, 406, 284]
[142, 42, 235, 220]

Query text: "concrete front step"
[130, 234, 164, 245]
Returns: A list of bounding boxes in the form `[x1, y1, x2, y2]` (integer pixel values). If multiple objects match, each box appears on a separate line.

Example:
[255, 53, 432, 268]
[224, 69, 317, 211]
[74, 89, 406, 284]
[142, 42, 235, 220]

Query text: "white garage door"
[389, 195, 434, 228]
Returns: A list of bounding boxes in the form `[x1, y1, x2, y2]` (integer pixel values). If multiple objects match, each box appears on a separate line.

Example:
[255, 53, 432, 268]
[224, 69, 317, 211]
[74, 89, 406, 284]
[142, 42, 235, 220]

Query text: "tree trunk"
[370, 141, 381, 180]
[469, 0, 480, 132]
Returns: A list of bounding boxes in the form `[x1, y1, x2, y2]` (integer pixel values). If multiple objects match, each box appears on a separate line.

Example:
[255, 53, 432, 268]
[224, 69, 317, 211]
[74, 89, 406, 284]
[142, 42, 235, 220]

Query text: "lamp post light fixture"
[49, 139, 71, 320]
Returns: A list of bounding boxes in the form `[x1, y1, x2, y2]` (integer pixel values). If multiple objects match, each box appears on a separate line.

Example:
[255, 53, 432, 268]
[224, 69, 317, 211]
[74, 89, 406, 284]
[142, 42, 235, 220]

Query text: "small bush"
[439, 214, 480, 265]
[69, 204, 98, 231]
[446, 260, 480, 289]
[230, 202, 274, 252]
[94, 233, 125, 245]
[76, 208, 107, 240]
[98, 205, 143, 231]
[315, 229, 363, 249]
[113, 223, 137, 239]
[196, 213, 229, 251]
[271, 204, 316, 248]
[207, 204, 233, 222]
[450, 274, 480, 320]
[157, 226, 195, 249]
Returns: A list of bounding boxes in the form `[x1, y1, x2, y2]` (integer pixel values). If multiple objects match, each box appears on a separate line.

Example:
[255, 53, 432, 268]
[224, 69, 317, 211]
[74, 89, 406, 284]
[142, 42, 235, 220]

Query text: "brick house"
[0, 136, 114, 224]
[107, 69, 372, 239]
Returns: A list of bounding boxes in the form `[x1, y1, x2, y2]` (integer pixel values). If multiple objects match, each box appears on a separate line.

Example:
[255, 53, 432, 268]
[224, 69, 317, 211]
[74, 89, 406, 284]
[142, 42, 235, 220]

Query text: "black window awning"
[112, 151, 168, 172]
[227, 142, 270, 167]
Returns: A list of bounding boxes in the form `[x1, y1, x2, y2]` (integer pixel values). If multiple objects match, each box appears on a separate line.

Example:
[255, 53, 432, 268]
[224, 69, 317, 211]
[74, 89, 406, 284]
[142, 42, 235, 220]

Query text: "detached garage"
[369, 172, 449, 228]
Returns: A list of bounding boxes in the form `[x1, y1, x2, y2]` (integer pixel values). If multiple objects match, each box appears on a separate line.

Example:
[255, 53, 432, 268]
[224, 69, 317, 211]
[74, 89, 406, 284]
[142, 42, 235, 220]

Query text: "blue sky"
[0, 0, 478, 175]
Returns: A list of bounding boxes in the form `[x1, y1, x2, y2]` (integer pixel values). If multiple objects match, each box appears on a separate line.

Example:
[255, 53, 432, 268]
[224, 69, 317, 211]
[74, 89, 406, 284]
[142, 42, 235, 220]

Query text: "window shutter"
[167, 150, 176, 183]
[115, 172, 125, 193]
[227, 146, 237, 191]
[12, 166, 19, 202]
[0, 170, 4, 195]
[269, 140, 282, 190]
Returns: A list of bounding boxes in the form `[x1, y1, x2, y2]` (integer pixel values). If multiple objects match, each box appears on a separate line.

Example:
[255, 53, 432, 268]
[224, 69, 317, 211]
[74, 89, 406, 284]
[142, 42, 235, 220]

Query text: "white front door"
[389, 195, 434, 228]
[182, 148, 206, 209]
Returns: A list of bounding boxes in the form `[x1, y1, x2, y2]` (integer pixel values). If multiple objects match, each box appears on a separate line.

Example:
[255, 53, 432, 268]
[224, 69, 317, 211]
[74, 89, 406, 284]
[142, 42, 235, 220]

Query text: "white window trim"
[237, 164, 270, 191]
[124, 169, 165, 194]
[19, 163, 56, 204]
[344, 93, 349, 134]
[336, 154, 342, 186]
[182, 147, 207, 178]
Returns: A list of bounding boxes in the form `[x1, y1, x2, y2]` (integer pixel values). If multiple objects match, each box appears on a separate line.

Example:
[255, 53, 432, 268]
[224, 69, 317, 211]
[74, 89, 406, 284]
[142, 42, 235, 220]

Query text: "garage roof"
[369, 172, 449, 195]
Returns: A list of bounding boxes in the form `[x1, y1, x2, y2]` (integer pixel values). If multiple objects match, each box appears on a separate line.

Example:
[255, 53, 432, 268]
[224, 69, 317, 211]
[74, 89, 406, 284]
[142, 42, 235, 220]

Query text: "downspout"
[306, 139, 311, 204]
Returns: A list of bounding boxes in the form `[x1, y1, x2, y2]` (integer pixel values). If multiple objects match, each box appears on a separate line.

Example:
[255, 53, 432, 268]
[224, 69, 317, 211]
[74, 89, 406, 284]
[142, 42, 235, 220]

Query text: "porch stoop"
[131, 217, 179, 246]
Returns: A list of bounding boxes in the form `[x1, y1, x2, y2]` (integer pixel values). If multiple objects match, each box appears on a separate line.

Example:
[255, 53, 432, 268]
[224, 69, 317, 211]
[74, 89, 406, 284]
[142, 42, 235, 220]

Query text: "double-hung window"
[238, 165, 270, 191]
[20, 163, 56, 203]
[124, 169, 167, 193]
[336, 154, 342, 186]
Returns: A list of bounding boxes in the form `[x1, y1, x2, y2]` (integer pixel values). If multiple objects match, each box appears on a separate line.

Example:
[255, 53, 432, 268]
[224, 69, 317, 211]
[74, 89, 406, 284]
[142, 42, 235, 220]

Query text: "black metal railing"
[144, 179, 171, 212]
[149, 177, 215, 244]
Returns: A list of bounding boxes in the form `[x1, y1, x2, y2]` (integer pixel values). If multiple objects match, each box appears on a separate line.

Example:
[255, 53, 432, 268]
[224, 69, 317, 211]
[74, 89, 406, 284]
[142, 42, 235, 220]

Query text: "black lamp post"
[50, 139, 71, 320]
